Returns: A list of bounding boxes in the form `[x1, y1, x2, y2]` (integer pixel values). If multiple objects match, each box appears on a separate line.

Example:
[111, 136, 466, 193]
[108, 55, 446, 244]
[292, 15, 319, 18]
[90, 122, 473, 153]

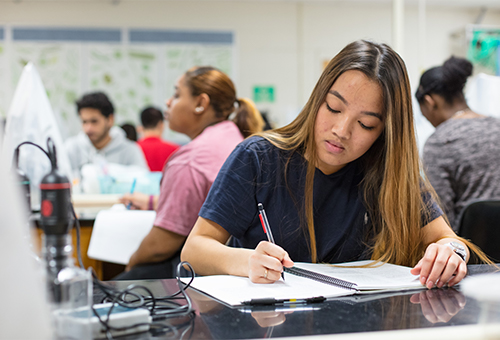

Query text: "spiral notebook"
[182, 260, 424, 307]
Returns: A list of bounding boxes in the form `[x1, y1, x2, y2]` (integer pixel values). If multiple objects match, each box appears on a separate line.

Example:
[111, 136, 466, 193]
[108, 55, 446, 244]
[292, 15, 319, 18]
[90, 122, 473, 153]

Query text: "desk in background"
[93, 264, 500, 340]
[34, 194, 126, 281]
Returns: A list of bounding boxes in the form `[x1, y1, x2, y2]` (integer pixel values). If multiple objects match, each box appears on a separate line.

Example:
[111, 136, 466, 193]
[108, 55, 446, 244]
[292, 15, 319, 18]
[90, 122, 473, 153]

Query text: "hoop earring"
[195, 107, 204, 113]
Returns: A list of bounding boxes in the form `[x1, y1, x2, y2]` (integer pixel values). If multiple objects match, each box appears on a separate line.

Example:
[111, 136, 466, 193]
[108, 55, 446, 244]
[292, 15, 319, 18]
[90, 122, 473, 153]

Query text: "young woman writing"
[181, 40, 483, 289]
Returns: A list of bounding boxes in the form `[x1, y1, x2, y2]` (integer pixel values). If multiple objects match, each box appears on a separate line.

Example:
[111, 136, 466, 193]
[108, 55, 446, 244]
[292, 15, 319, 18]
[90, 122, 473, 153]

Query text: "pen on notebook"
[258, 203, 285, 281]
[126, 178, 137, 210]
[242, 296, 326, 306]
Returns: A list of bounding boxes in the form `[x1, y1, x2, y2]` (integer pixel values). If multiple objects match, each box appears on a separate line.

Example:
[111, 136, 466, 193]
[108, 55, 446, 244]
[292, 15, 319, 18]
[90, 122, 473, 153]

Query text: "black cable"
[91, 285, 155, 337]
[12, 140, 51, 185]
[13, 141, 51, 168]
[87, 264, 196, 339]
[70, 204, 196, 338]
[71, 205, 85, 269]
[17, 138, 198, 339]
[46, 138, 58, 169]
[149, 312, 196, 339]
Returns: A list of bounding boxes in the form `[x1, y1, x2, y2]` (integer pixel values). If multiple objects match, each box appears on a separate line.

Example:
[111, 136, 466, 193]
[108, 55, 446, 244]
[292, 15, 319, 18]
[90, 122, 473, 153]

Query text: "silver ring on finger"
[264, 269, 268, 279]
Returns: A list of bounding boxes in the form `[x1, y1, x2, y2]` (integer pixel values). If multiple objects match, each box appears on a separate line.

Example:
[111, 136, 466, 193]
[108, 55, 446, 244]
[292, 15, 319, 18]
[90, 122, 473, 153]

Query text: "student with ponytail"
[118, 66, 264, 279]
[182, 40, 489, 289]
[416, 56, 500, 231]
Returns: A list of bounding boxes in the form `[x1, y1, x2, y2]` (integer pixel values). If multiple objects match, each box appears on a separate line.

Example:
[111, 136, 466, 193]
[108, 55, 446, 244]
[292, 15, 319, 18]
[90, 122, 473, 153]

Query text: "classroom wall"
[1, 1, 499, 147]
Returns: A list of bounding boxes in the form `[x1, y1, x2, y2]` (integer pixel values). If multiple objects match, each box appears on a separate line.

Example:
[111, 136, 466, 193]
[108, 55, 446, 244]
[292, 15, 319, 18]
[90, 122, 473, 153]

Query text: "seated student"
[416, 56, 500, 232]
[182, 40, 490, 289]
[65, 91, 147, 173]
[137, 106, 180, 172]
[117, 66, 264, 279]
[120, 123, 138, 142]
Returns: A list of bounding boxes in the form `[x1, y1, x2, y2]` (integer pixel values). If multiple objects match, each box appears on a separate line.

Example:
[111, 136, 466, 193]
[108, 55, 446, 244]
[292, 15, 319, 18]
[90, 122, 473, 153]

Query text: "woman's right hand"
[251, 310, 293, 328]
[249, 241, 294, 283]
[119, 192, 151, 210]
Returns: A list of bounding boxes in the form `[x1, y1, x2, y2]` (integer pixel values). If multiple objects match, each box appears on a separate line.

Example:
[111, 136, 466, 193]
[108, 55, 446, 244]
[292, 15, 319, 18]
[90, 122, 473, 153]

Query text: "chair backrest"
[457, 199, 500, 262]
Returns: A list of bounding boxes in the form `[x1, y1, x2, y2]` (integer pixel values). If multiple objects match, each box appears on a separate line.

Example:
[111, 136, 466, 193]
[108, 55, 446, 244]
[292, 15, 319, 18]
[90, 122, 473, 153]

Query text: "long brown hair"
[258, 40, 435, 265]
[184, 66, 264, 137]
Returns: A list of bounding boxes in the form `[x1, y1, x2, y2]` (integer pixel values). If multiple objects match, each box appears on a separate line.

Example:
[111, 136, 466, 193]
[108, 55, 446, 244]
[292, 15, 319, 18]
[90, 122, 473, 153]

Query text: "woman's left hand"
[410, 242, 467, 289]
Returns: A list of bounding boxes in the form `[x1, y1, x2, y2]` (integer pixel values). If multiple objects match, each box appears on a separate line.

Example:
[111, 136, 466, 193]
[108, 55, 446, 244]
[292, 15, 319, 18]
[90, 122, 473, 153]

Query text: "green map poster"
[4, 41, 233, 143]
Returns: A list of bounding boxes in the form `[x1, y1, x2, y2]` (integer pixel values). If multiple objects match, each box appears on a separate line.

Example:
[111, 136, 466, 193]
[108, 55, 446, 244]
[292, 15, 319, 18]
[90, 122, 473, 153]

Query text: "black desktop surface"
[92, 264, 499, 339]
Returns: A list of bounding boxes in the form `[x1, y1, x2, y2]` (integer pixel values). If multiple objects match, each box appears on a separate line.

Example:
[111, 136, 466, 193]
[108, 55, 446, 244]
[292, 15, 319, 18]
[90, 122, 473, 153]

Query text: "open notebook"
[182, 260, 424, 307]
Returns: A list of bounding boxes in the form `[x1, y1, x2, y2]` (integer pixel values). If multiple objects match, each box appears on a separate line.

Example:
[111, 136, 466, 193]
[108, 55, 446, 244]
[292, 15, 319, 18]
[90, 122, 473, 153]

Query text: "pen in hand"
[126, 178, 137, 210]
[258, 203, 285, 281]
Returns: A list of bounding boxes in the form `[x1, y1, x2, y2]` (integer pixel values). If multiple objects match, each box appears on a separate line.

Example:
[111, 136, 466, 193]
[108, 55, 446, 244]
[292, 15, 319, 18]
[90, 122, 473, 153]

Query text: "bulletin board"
[0, 27, 235, 143]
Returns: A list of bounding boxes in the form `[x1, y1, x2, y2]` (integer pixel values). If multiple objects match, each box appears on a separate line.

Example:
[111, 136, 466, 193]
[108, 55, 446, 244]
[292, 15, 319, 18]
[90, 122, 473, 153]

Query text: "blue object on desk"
[126, 178, 137, 210]
[98, 172, 162, 195]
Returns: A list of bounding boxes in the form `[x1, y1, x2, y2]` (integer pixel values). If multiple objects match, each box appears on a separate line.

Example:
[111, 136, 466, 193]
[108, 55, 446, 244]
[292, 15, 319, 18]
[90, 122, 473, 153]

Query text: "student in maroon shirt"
[137, 106, 179, 171]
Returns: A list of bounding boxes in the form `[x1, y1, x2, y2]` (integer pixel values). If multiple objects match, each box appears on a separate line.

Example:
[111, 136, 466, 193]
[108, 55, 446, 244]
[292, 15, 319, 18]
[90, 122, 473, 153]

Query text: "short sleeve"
[423, 138, 456, 225]
[421, 187, 444, 227]
[154, 164, 210, 236]
[199, 142, 263, 239]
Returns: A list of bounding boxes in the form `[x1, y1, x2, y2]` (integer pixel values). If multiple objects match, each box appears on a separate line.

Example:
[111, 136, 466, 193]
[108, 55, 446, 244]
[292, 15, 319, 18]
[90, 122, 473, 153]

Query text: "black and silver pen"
[258, 203, 285, 281]
[242, 296, 326, 306]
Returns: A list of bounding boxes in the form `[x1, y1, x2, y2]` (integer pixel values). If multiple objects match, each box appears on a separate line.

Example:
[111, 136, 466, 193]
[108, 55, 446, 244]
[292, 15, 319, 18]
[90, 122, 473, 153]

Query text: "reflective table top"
[93, 264, 500, 339]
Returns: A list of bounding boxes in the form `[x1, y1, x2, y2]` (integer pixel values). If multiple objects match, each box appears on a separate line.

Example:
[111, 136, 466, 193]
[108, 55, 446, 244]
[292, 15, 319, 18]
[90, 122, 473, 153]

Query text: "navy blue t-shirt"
[199, 136, 442, 263]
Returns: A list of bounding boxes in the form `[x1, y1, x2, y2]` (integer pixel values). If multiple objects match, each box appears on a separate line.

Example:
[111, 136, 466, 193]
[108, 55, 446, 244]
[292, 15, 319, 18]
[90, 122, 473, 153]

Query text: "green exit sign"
[253, 86, 275, 103]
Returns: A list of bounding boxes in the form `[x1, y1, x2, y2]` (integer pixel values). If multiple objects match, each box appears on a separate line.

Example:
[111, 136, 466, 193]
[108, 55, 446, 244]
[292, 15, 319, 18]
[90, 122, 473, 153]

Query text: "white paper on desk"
[182, 273, 352, 307]
[181, 260, 423, 307]
[87, 206, 156, 264]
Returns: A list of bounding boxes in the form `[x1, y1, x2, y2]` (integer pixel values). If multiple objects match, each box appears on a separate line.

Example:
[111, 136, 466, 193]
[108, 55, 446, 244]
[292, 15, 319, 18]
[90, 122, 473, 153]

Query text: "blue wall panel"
[129, 29, 233, 44]
[13, 28, 121, 42]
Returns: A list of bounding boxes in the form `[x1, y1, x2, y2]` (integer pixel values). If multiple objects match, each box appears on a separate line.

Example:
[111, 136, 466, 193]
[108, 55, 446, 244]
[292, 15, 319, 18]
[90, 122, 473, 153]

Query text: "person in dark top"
[182, 40, 487, 289]
[416, 56, 500, 231]
[120, 123, 138, 142]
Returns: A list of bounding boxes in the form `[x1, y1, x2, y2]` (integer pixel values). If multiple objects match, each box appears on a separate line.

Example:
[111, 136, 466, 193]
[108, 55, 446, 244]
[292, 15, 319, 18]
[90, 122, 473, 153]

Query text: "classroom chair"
[457, 198, 500, 263]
